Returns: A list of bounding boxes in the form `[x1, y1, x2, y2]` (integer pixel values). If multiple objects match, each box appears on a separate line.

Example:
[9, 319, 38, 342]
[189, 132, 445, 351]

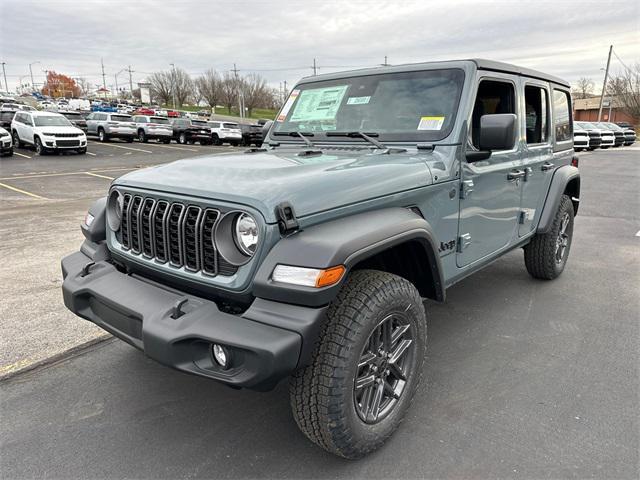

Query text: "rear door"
[457, 74, 523, 267]
[518, 80, 554, 236]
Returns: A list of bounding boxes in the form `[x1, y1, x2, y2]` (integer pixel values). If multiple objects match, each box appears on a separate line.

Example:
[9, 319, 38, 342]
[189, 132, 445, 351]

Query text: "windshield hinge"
[416, 143, 435, 151]
[275, 202, 299, 235]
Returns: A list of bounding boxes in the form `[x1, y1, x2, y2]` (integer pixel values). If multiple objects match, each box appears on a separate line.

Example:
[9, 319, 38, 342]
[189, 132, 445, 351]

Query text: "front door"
[457, 75, 523, 267]
[518, 81, 554, 236]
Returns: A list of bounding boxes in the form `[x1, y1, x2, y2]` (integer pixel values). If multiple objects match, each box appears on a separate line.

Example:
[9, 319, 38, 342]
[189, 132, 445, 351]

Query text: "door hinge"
[518, 210, 528, 224]
[524, 167, 533, 181]
[457, 233, 472, 252]
[459, 180, 474, 199]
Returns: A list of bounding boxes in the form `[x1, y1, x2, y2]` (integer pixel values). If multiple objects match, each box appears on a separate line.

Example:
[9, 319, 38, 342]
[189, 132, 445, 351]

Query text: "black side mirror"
[479, 113, 517, 151]
[261, 120, 273, 137]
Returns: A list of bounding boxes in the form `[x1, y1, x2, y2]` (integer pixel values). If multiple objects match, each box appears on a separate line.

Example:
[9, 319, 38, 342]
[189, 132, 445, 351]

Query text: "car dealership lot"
[1, 146, 639, 478]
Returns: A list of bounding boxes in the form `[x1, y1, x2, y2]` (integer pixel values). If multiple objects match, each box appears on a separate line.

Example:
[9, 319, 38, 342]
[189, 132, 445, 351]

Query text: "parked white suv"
[572, 123, 589, 151]
[11, 111, 87, 155]
[0, 126, 13, 156]
[132, 115, 173, 143]
[207, 121, 242, 146]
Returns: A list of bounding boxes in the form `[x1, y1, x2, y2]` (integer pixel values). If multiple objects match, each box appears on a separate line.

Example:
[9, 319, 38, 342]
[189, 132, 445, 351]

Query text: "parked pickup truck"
[62, 59, 579, 459]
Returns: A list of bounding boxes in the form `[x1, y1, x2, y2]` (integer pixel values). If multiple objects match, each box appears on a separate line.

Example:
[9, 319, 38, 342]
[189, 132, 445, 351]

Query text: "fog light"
[212, 344, 229, 369]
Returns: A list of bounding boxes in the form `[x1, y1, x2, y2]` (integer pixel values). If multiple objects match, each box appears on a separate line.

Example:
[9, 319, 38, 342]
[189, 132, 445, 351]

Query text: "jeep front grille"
[116, 193, 237, 276]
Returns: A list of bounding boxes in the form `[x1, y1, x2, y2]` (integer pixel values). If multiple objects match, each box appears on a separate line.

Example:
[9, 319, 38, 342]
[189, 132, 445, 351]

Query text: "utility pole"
[43, 69, 50, 96]
[28, 61, 39, 92]
[1, 62, 8, 92]
[232, 63, 244, 119]
[127, 65, 134, 99]
[101, 58, 107, 100]
[597, 45, 613, 122]
[170, 63, 176, 109]
[384, 56, 388, 66]
[312, 58, 317, 75]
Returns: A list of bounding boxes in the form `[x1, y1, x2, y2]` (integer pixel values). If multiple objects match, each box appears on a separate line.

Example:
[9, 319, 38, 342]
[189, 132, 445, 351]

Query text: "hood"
[115, 148, 434, 223]
[35, 125, 84, 135]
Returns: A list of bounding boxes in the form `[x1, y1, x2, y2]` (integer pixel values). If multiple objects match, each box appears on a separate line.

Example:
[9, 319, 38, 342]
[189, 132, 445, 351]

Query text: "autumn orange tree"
[42, 71, 81, 98]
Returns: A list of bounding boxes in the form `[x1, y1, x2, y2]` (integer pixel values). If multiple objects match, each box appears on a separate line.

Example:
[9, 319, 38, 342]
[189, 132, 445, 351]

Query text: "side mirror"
[261, 119, 273, 137]
[479, 113, 517, 151]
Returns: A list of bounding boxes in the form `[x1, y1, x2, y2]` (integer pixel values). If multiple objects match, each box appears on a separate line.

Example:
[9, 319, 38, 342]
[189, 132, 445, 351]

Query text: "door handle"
[541, 162, 555, 171]
[507, 170, 526, 181]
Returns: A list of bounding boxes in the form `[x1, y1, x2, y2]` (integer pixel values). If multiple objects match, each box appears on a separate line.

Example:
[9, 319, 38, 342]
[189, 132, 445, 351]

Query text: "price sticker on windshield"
[417, 116, 445, 130]
[277, 89, 300, 122]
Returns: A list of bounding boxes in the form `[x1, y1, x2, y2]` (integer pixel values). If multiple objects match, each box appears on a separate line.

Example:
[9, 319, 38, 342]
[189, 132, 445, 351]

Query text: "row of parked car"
[0, 108, 265, 156]
[573, 121, 636, 151]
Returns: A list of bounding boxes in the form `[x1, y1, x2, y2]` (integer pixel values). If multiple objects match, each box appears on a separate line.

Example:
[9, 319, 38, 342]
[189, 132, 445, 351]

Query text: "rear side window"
[210, 122, 220, 128]
[150, 117, 169, 124]
[553, 90, 572, 143]
[524, 85, 549, 144]
[111, 115, 131, 122]
[223, 123, 238, 128]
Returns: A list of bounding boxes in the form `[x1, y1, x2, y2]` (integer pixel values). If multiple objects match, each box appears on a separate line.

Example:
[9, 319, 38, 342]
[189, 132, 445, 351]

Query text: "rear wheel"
[212, 134, 222, 146]
[138, 130, 147, 142]
[178, 132, 187, 144]
[289, 270, 426, 459]
[162, 138, 171, 144]
[524, 194, 574, 280]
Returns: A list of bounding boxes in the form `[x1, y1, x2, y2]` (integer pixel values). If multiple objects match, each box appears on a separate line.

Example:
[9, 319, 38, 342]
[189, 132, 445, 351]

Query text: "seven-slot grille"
[116, 193, 237, 276]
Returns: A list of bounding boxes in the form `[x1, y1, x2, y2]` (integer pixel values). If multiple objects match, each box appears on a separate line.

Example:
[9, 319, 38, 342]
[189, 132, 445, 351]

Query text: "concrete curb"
[0, 335, 114, 382]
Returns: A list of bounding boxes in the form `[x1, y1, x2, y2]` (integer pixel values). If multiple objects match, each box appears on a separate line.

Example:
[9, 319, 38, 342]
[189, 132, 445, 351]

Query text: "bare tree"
[170, 67, 193, 107]
[240, 73, 269, 117]
[220, 71, 238, 114]
[149, 71, 172, 105]
[195, 69, 221, 109]
[573, 77, 594, 99]
[606, 64, 640, 120]
[76, 78, 92, 97]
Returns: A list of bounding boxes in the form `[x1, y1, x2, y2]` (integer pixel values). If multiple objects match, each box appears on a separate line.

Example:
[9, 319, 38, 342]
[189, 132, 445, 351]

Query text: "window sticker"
[417, 116, 445, 130]
[346, 96, 371, 105]
[277, 89, 300, 122]
[289, 85, 349, 122]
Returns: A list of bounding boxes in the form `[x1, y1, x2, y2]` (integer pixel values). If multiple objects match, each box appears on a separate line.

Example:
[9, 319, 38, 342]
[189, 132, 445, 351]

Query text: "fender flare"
[252, 208, 445, 307]
[537, 165, 580, 234]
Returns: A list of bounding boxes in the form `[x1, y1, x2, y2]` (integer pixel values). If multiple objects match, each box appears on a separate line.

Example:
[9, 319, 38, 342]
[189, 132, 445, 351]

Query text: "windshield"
[223, 123, 239, 129]
[192, 120, 207, 126]
[63, 113, 82, 119]
[150, 116, 170, 124]
[273, 68, 464, 142]
[34, 116, 72, 127]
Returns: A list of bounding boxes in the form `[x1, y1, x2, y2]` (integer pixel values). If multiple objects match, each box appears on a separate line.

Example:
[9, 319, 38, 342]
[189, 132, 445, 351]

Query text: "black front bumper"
[62, 250, 326, 390]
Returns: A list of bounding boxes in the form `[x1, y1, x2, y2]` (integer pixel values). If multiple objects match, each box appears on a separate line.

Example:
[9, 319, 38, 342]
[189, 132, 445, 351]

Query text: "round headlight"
[234, 213, 258, 256]
[106, 190, 124, 231]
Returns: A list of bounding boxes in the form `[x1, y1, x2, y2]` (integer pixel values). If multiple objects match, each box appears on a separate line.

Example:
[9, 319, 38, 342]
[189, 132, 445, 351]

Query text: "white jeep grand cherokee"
[11, 111, 87, 155]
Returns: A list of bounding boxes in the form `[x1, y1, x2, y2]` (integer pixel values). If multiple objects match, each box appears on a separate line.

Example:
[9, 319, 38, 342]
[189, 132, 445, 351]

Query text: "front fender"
[253, 208, 444, 307]
[537, 166, 580, 234]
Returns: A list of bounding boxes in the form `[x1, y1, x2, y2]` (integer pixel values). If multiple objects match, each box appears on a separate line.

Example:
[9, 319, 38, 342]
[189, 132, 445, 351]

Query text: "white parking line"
[150, 143, 199, 152]
[89, 141, 153, 154]
[0, 181, 48, 199]
[0, 167, 138, 181]
[636, 230, 640, 237]
[84, 172, 115, 180]
[86, 151, 96, 156]
[13, 151, 32, 159]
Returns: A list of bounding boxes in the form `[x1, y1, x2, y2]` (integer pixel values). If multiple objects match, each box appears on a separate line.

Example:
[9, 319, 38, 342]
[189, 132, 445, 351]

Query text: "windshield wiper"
[325, 131, 406, 153]
[272, 131, 315, 147]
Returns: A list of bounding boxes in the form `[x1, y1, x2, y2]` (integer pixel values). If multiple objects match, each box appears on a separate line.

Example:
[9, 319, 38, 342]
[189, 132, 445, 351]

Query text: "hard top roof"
[297, 58, 570, 88]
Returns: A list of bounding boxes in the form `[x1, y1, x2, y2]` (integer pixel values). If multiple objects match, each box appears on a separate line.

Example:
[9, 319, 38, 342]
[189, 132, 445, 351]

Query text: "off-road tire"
[524, 194, 574, 280]
[289, 270, 426, 459]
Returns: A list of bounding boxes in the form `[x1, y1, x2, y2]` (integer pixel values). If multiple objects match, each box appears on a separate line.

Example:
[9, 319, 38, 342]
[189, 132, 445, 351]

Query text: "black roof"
[299, 59, 570, 88]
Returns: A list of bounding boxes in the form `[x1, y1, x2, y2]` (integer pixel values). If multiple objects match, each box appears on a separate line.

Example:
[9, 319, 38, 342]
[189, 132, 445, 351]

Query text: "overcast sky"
[1, 0, 638, 94]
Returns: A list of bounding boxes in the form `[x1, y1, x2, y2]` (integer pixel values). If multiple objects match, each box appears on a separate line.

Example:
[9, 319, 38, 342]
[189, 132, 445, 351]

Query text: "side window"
[553, 89, 572, 143]
[211, 122, 220, 128]
[86, 113, 94, 120]
[26, 114, 34, 126]
[471, 80, 516, 149]
[524, 85, 549, 144]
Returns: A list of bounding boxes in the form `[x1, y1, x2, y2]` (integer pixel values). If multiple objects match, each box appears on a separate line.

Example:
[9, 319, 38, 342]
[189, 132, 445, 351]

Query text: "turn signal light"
[316, 266, 346, 288]
[272, 264, 346, 288]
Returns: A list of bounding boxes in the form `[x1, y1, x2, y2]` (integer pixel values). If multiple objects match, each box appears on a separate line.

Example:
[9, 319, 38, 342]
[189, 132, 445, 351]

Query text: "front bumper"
[61, 249, 326, 390]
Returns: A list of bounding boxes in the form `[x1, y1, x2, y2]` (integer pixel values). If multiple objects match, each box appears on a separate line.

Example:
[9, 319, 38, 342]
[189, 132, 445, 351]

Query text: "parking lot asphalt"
[0, 139, 239, 376]
[1, 146, 639, 479]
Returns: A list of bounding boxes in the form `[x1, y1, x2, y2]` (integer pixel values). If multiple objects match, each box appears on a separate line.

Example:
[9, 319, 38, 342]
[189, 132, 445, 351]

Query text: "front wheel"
[524, 194, 574, 280]
[77, 147, 87, 155]
[12, 131, 24, 148]
[178, 132, 187, 144]
[289, 270, 426, 459]
[34, 137, 45, 155]
[138, 130, 147, 142]
[98, 128, 108, 142]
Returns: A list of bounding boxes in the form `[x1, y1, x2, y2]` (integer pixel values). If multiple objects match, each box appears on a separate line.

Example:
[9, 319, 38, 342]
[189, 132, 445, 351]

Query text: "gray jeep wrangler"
[61, 59, 579, 458]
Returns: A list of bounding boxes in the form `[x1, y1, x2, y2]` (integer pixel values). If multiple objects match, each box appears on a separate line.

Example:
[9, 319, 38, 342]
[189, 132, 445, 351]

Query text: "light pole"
[28, 61, 40, 92]
[170, 63, 176, 109]
[1, 62, 8, 92]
